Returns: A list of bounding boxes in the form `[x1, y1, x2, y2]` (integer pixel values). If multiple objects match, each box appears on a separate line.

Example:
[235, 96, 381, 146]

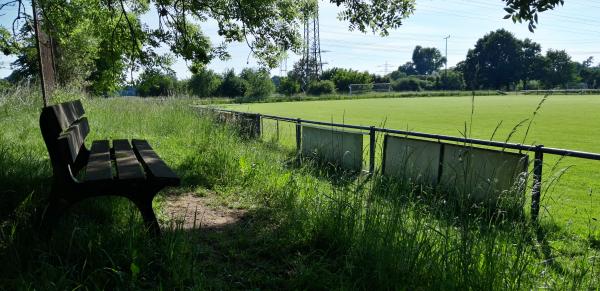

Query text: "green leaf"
[130, 262, 140, 280]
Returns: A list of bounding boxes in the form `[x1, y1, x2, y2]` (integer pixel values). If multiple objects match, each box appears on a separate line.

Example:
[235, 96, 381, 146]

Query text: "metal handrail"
[206, 106, 600, 160]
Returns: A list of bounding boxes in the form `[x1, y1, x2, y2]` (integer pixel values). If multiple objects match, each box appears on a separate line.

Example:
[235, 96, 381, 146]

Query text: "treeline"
[457, 29, 600, 90]
[129, 67, 274, 100]
[132, 65, 375, 98]
[388, 29, 600, 91]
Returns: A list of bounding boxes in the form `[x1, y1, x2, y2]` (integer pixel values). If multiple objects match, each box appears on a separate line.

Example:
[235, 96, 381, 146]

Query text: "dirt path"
[160, 192, 247, 230]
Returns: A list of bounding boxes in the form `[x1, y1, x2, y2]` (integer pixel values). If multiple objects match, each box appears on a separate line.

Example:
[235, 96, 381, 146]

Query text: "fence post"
[369, 126, 376, 174]
[256, 114, 262, 138]
[531, 145, 544, 221]
[296, 118, 302, 156]
[276, 120, 280, 142]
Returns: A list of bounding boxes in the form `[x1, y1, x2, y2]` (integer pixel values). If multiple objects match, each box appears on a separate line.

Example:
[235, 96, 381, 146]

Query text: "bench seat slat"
[84, 140, 113, 182]
[132, 139, 179, 185]
[113, 139, 145, 180]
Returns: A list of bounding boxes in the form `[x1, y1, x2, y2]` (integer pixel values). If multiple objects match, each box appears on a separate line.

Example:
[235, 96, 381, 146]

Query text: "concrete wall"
[301, 125, 363, 171]
[439, 144, 529, 203]
[383, 136, 441, 185]
[383, 135, 529, 204]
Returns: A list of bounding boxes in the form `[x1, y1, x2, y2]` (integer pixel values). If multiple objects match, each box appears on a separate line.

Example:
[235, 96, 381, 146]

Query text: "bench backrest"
[40, 100, 90, 183]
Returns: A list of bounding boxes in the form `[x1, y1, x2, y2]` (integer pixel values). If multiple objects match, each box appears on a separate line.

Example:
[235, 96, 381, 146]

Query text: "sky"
[1, 0, 600, 80]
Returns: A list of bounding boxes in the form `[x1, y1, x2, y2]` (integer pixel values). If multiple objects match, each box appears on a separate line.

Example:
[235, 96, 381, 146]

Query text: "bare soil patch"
[161, 192, 246, 230]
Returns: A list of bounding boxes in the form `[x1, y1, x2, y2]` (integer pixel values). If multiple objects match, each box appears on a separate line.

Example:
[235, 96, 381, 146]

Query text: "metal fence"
[199, 106, 600, 221]
[521, 89, 600, 95]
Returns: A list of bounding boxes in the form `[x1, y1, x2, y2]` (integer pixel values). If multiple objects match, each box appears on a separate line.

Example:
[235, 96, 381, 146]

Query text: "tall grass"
[0, 87, 599, 289]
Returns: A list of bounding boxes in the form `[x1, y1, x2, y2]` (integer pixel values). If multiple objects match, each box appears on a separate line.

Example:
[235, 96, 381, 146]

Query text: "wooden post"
[531, 145, 544, 221]
[369, 126, 376, 174]
[276, 120, 280, 142]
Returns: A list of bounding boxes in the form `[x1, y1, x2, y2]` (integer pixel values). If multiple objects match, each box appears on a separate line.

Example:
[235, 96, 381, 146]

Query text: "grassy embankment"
[0, 89, 599, 289]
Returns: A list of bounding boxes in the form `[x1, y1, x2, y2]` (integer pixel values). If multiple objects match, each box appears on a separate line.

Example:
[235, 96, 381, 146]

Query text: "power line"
[417, 4, 600, 36]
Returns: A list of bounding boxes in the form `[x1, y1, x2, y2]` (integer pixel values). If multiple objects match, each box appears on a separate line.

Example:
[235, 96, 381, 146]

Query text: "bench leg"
[133, 198, 161, 236]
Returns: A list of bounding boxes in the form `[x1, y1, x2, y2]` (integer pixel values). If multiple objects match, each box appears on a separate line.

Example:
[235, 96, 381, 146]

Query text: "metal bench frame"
[39, 100, 180, 235]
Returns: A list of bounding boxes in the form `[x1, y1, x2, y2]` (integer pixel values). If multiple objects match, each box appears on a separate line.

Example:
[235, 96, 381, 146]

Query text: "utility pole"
[443, 35, 450, 75]
[279, 44, 288, 76]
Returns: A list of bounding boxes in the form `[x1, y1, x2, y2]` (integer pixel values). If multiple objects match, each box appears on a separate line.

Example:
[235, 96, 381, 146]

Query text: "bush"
[0, 79, 11, 91]
[240, 68, 274, 100]
[388, 70, 407, 81]
[322, 68, 372, 92]
[522, 80, 543, 90]
[307, 80, 335, 95]
[219, 70, 248, 98]
[277, 77, 300, 96]
[136, 69, 177, 97]
[189, 68, 222, 97]
[392, 77, 429, 91]
[439, 71, 465, 90]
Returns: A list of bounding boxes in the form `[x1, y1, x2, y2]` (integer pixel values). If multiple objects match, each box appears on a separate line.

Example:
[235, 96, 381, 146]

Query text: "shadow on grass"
[161, 205, 341, 290]
[285, 156, 362, 187]
[0, 145, 52, 222]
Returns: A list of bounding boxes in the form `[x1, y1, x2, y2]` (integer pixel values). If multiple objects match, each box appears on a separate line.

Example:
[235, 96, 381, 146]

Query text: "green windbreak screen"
[383, 135, 442, 185]
[440, 144, 529, 202]
[301, 125, 364, 171]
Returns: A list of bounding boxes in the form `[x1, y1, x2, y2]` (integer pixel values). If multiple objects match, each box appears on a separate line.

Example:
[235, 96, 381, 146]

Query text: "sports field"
[225, 94, 600, 233]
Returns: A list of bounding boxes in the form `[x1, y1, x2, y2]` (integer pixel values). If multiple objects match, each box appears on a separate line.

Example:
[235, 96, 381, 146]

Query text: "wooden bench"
[39, 100, 180, 235]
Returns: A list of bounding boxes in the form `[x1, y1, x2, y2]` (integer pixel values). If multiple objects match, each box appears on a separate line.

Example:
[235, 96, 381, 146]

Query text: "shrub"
[136, 69, 177, 97]
[219, 69, 248, 98]
[0, 79, 11, 91]
[392, 77, 428, 91]
[277, 77, 300, 96]
[189, 68, 222, 97]
[523, 80, 542, 90]
[240, 68, 274, 100]
[389, 70, 407, 81]
[322, 68, 372, 92]
[439, 71, 465, 90]
[307, 80, 335, 95]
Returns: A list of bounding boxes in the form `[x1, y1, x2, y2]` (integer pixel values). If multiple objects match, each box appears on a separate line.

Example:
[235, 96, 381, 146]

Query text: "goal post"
[349, 83, 392, 95]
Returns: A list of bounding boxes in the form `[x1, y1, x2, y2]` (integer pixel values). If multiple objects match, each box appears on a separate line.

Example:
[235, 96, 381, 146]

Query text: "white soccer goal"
[348, 83, 392, 95]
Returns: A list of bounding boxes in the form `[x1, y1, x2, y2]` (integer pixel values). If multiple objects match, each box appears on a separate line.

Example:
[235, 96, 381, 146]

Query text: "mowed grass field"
[225, 94, 600, 234]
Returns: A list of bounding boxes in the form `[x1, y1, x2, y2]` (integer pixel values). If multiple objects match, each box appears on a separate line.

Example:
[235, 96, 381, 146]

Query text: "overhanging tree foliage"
[0, 0, 563, 94]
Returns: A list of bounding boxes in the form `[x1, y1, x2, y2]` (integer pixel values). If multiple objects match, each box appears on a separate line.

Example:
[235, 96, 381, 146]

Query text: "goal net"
[349, 83, 392, 95]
